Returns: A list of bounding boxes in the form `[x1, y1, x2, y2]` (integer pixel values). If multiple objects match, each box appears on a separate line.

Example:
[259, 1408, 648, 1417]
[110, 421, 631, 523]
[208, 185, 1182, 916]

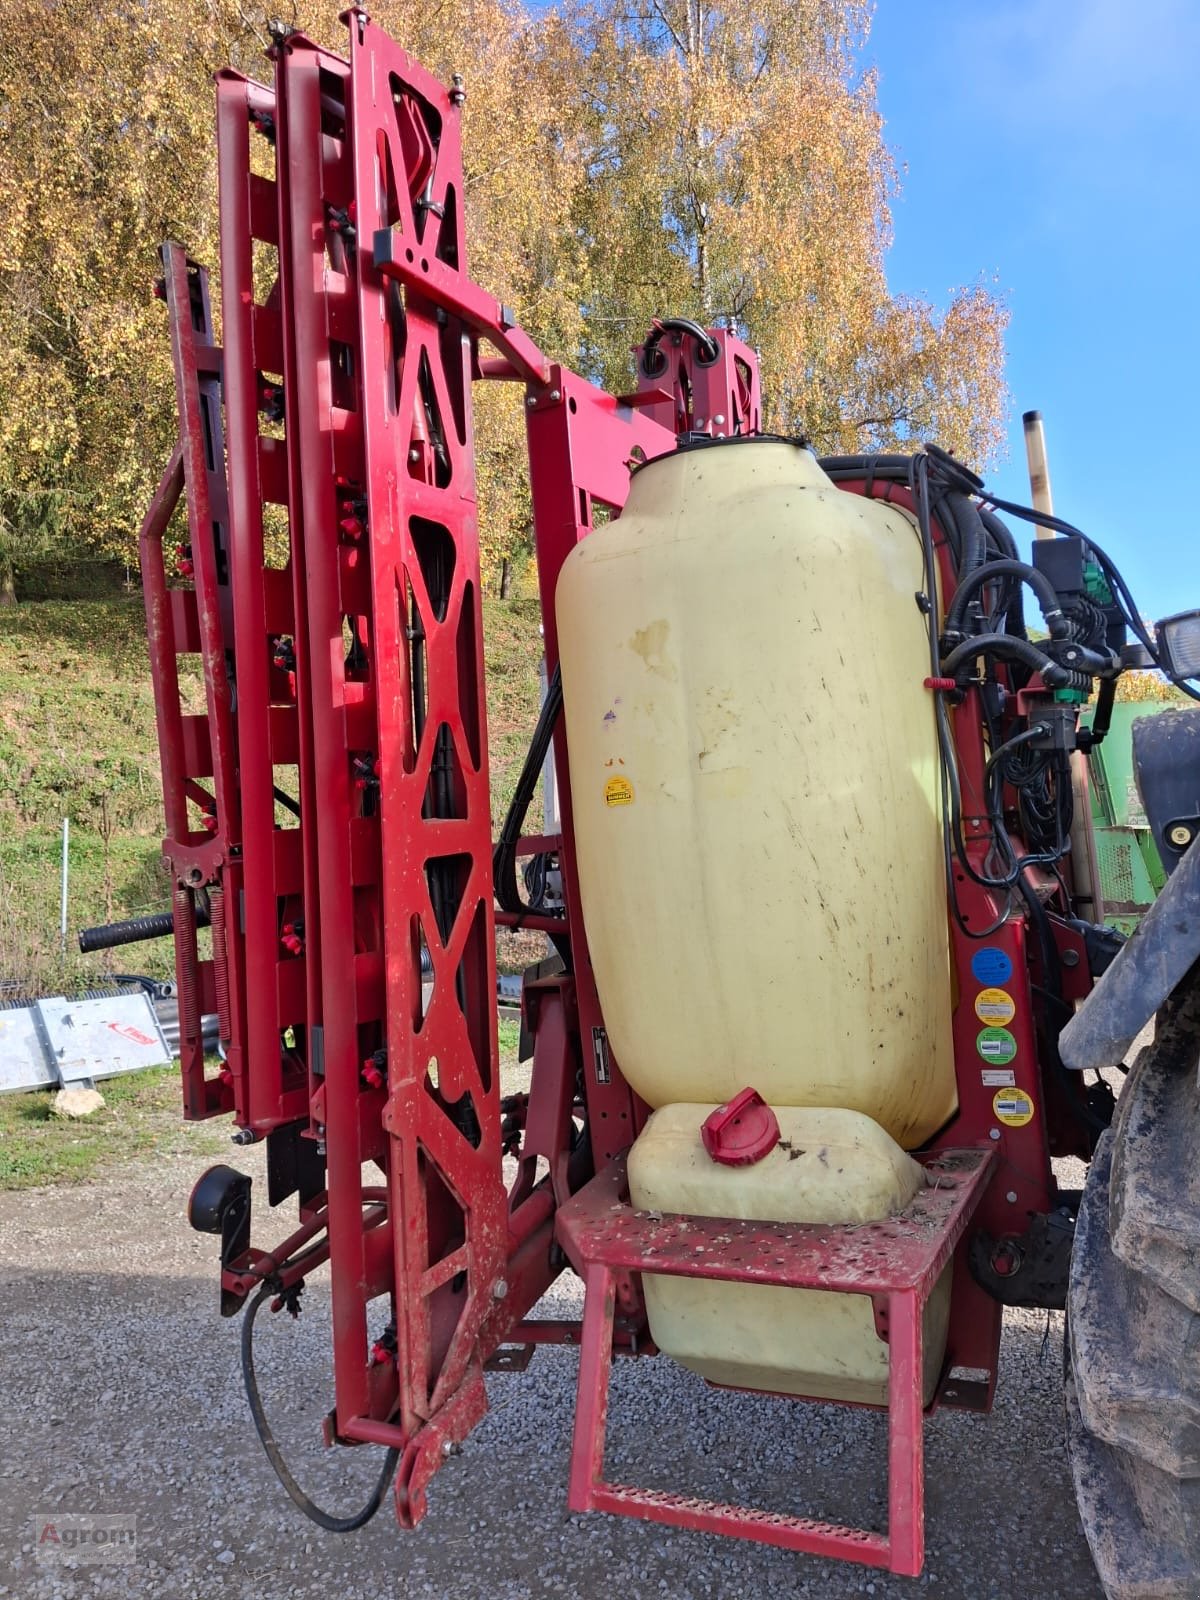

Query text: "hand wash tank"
[555, 438, 958, 1405]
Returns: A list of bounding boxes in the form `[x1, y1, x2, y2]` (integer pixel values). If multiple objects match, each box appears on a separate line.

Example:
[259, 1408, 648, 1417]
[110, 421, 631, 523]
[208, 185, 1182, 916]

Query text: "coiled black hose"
[641, 317, 720, 375]
[241, 1282, 400, 1533]
[944, 558, 1067, 642]
[940, 633, 1078, 689]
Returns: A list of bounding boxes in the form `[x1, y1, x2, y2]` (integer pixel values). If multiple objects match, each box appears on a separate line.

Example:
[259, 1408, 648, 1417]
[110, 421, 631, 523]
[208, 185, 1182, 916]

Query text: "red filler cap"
[701, 1087, 780, 1166]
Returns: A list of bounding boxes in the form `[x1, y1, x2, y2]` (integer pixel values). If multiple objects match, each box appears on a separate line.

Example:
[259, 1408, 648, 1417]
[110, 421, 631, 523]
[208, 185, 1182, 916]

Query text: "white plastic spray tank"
[556, 438, 956, 1146]
[554, 437, 958, 1405]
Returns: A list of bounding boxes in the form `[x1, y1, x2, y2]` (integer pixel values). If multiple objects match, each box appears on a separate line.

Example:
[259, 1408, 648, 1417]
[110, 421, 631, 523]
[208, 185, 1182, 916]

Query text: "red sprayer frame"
[141, 11, 1094, 1577]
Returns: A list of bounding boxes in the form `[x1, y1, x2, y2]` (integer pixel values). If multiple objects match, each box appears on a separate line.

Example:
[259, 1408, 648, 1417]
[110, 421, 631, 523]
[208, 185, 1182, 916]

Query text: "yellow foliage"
[0, 0, 1007, 592]
[558, 0, 1008, 465]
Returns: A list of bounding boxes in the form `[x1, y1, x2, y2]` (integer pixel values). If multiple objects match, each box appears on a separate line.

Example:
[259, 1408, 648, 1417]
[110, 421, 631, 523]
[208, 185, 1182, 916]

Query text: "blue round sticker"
[971, 946, 1013, 986]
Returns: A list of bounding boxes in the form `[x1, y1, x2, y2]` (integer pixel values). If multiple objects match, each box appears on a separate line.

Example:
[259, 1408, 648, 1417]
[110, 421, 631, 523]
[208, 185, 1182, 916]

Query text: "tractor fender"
[1060, 837, 1200, 1072]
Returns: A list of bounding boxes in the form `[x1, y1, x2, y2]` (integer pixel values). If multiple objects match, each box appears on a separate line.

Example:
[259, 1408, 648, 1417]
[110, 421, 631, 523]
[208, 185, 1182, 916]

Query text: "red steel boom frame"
[141, 12, 1097, 1575]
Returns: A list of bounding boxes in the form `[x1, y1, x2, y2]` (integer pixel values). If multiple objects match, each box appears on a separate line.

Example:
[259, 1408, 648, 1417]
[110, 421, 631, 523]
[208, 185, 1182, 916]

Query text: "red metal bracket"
[146, 247, 242, 1120]
[555, 1148, 996, 1576]
[632, 321, 762, 439]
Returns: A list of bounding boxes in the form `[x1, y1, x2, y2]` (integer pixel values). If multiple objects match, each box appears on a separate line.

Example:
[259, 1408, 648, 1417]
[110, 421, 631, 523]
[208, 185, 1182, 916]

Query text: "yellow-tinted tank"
[556, 439, 955, 1148]
[627, 1103, 951, 1405]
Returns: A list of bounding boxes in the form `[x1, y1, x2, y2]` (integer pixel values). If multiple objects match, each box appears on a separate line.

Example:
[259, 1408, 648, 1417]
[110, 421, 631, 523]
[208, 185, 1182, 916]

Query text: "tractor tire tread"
[1068, 971, 1200, 1599]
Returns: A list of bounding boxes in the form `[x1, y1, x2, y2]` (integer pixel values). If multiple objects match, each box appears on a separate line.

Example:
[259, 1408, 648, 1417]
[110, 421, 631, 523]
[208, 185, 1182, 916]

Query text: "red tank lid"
[700, 1087, 780, 1166]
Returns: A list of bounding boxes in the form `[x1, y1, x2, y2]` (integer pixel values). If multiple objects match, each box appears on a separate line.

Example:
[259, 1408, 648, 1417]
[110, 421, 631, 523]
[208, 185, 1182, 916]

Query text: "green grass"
[0, 1066, 226, 1189]
[0, 1026, 524, 1190]
[0, 595, 545, 1184]
[0, 595, 546, 997]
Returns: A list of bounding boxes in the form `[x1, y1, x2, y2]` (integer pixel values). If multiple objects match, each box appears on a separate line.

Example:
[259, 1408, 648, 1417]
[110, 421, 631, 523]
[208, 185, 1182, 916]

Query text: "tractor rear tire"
[1066, 969, 1200, 1599]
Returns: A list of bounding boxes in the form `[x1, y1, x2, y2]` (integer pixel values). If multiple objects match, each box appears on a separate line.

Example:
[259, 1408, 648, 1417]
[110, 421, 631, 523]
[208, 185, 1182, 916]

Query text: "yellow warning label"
[975, 987, 1016, 1026]
[992, 1086, 1035, 1128]
[604, 776, 635, 808]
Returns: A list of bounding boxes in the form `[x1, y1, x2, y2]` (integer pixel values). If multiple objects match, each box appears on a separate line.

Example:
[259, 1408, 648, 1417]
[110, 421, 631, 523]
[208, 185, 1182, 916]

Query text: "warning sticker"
[974, 987, 1016, 1027]
[976, 1026, 1017, 1064]
[604, 776, 635, 807]
[992, 1086, 1036, 1127]
[981, 1068, 1016, 1088]
[971, 946, 1013, 986]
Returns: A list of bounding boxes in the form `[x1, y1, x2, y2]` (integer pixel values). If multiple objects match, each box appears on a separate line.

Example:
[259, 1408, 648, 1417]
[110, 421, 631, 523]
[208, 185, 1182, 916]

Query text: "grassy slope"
[0, 596, 544, 997]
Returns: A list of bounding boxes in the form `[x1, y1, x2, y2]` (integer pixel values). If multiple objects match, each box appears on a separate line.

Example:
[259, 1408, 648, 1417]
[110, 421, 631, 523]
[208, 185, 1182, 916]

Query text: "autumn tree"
[557, 0, 1008, 464]
[0, 0, 259, 602]
[0, 0, 582, 598]
[0, 0, 1007, 602]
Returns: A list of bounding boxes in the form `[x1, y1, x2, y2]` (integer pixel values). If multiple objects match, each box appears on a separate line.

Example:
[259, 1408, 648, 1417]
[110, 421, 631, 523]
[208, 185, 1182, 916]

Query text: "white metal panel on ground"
[0, 1006, 57, 1093]
[34, 994, 171, 1087]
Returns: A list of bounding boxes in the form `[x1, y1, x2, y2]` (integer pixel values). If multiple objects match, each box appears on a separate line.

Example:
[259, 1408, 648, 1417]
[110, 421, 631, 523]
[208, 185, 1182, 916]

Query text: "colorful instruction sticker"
[971, 947, 1013, 986]
[992, 1086, 1035, 1127]
[975, 987, 1016, 1027]
[604, 776, 635, 807]
[976, 1026, 1017, 1064]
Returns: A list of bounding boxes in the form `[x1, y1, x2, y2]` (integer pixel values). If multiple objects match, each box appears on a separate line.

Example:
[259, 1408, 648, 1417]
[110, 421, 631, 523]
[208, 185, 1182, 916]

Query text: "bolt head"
[525, 395, 537, 409]
[492, 1278, 508, 1300]
[989, 1128, 1001, 1141]
[549, 389, 561, 403]
[1006, 1190, 1018, 1203]
[1170, 823, 1193, 847]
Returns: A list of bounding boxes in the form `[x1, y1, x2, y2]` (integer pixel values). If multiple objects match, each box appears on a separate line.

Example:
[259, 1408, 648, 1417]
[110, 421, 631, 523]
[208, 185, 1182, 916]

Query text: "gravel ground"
[0, 1144, 1104, 1600]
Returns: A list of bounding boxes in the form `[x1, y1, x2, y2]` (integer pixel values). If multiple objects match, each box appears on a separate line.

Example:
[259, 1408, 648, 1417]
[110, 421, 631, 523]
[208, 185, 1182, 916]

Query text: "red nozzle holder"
[700, 1087, 780, 1166]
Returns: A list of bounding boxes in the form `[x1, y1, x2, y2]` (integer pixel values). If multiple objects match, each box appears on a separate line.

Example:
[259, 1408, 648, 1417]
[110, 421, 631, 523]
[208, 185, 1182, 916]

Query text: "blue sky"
[867, 0, 1199, 624]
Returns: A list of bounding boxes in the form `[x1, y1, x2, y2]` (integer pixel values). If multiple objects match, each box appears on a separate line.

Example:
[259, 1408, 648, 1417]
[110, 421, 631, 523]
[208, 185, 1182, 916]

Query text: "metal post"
[60, 817, 69, 954]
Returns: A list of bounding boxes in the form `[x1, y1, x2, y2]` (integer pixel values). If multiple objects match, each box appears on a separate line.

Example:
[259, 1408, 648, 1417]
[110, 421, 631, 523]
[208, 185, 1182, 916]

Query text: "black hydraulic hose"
[944, 559, 1067, 642]
[984, 723, 1051, 793]
[1087, 676, 1117, 750]
[241, 1283, 400, 1533]
[493, 666, 564, 916]
[978, 508, 1031, 655]
[818, 455, 968, 566]
[976, 493, 1200, 702]
[942, 492, 988, 576]
[984, 724, 1055, 875]
[79, 907, 209, 953]
[1015, 873, 1111, 1137]
[818, 454, 912, 480]
[980, 507, 1018, 562]
[940, 633, 1077, 689]
[641, 317, 719, 374]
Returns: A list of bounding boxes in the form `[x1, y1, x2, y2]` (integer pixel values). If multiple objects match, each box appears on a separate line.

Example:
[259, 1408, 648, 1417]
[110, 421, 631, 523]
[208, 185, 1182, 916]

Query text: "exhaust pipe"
[1022, 409, 1056, 543]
